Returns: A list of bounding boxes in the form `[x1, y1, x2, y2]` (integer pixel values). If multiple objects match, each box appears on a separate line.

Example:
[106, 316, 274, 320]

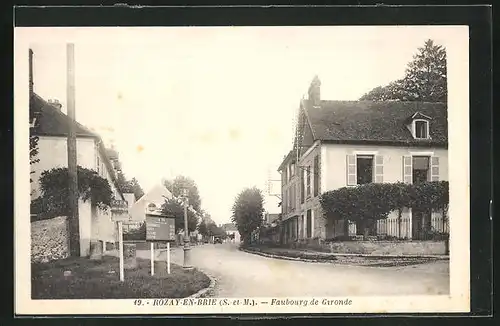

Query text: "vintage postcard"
[15, 25, 470, 315]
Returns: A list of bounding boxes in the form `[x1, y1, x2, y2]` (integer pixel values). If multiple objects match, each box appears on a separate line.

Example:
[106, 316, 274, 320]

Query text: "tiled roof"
[30, 92, 124, 200]
[304, 100, 447, 146]
[30, 93, 97, 138]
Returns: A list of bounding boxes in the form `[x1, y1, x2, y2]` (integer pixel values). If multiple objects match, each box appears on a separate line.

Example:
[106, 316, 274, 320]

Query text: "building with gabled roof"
[278, 76, 448, 244]
[29, 47, 131, 257]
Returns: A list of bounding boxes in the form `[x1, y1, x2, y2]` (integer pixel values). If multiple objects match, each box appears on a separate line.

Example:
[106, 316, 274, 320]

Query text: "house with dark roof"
[278, 76, 448, 244]
[28, 46, 139, 258]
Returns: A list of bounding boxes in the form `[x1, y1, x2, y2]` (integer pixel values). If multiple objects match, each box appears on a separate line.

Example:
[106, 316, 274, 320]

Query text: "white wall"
[78, 198, 92, 256]
[321, 143, 448, 191]
[31, 135, 124, 254]
[321, 143, 449, 239]
[129, 184, 173, 221]
[30, 136, 96, 199]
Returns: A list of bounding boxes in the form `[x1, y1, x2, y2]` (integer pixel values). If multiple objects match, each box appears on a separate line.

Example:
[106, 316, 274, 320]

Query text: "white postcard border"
[14, 26, 470, 315]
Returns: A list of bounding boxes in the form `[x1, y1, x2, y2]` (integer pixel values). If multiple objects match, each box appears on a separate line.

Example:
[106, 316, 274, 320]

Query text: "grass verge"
[31, 256, 210, 299]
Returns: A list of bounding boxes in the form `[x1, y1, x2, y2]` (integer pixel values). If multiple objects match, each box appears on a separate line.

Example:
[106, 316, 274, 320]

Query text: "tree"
[116, 170, 144, 200]
[160, 197, 198, 233]
[129, 177, 145, 200]
[231, 187, 264, 244]
[198, 220, 209, 237]
[360, 39, 447, 103]
[164, 175, 202, 212]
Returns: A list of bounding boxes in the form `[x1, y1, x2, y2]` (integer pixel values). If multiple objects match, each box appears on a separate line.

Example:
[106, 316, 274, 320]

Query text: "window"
[281, 169, 287, 186]
[313, 155, 319, 197]
[412, 156, 430, 184]
[289, 163, 295, 181]
[306, 166, 311, 197]
[414, 120, 429, 139]
[96, 155, 100, 173]
[288, 186, 292, 211]
[356, 155, 374, 185]
[306, 210, 312, 238]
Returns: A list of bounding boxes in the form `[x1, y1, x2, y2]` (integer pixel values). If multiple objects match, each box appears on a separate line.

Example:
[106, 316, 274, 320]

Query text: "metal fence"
[375, 213, 449, 240]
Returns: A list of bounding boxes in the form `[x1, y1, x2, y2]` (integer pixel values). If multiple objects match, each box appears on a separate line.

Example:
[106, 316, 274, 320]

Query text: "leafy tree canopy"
[164, 175, 202, 212]
[231, 187, 264, 244]
[116, 170, 144, 201]
[160, 197, 199, 233]
[360, 39, 447, 103]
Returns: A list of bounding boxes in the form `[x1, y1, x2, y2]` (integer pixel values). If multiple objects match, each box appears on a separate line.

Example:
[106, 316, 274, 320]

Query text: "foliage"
[160, 198, 198, 233]
[164, 176, 202, 212]
[197, 220, 226, 238]
[32, 166, 114, 221]
[29, 121, 40, 183]
[231, 187, 265, 244]
[208, 222, 227, 238]
[197, 221, 209, 236]
[360, 39, 447, 103]
[116, 170, 144, 201]
[320, 181, 449, 223]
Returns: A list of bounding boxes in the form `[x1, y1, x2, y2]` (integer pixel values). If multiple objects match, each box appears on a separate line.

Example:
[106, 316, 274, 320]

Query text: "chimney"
[29, 49, 34, 94]
[48, 99, 63, 110]
[308, 75, 321, 107]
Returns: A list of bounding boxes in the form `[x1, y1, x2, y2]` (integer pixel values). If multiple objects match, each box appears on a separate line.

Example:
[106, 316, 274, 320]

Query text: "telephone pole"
[67, 43, 80, 257]
[182, 189, 192, 269]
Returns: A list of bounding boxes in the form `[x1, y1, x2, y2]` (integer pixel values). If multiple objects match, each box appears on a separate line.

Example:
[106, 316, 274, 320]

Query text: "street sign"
[146, 214, 176, 242]
[111, 199, 130, 222]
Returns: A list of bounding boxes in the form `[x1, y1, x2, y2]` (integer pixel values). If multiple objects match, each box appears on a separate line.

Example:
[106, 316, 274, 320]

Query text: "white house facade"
[30, 93, 128, 256]
[278, 76, 449, 244]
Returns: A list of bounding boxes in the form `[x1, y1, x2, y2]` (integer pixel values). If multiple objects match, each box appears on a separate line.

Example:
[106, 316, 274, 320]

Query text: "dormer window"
[413, 119, 429, 139]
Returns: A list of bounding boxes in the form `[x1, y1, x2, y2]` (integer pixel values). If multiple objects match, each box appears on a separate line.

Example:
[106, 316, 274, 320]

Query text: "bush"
[320, 181, 449, 224]
[31, 166, 114, 221]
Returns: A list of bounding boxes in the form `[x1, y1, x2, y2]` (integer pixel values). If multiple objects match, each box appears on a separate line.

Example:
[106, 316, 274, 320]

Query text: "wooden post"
[150, 242, 155, 276]
[66, 43, 80, 257]
[118, 221, 124, 282]
[167, 242, 171, 274]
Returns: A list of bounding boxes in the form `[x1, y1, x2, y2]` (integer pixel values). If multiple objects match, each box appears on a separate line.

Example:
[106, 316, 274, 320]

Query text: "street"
[154, 243, 450, 297]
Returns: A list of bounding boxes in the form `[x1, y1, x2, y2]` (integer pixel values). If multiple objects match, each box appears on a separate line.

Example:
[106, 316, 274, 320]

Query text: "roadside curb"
[240, 247, 449, 262]
[240, 247, 336, 263]
[155, 249, 216, 299]
[186, 270, 217, 299]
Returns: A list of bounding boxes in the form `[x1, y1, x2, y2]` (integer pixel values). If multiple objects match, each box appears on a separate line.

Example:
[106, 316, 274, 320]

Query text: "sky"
[23, 26, 461, 226]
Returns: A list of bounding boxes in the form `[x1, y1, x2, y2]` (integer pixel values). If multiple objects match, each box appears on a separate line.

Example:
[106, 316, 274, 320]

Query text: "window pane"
[356, 157, 373, 184]
[412, 156, 429, 170]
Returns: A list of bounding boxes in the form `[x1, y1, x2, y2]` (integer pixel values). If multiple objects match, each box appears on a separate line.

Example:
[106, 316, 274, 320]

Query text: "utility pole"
[67, 43, 80, 257]
[182, 189, 192, 269]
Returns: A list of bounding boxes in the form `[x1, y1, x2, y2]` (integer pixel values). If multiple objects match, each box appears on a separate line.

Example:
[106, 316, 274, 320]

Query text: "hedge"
[31, 166, 113, 221]
[319, 181, 449, 223]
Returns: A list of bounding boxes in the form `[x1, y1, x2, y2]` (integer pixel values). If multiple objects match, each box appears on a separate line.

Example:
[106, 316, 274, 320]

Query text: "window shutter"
[346, 155, 357, 186]
[430, 156, 440, 181]
[374, 155, 384, 183]
[403, 156, 413, 184]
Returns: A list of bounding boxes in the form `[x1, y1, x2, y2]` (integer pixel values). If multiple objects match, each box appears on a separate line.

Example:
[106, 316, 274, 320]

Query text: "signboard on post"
[145, 213, 175, 275]
[146, 214, 176, 242]
[111, 199, 130, 222]
[110, 199, 129, 282]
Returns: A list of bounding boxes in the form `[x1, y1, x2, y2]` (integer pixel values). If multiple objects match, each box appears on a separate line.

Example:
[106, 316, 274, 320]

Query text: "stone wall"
[327, 240, 447, 255]
[31, 216, 69, 263]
